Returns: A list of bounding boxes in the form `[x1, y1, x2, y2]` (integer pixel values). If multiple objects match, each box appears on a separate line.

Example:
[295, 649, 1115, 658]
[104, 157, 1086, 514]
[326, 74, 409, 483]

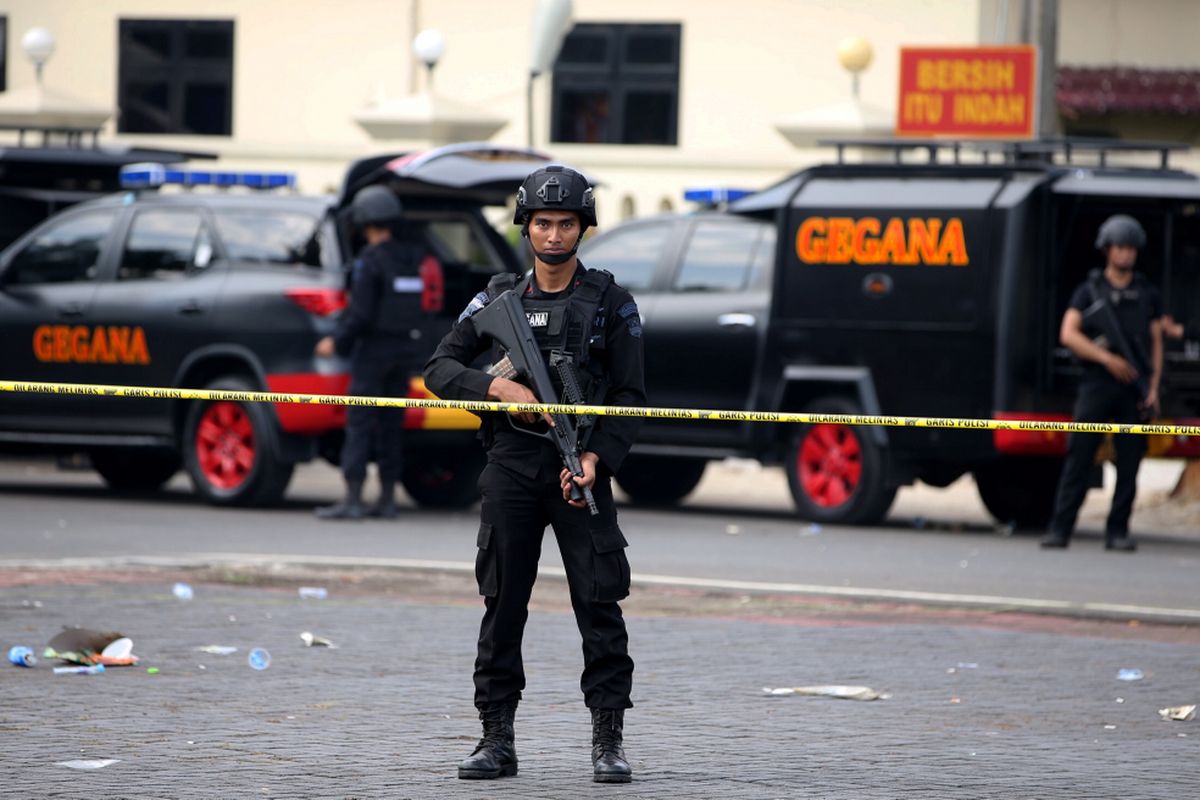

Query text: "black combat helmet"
[513, 165, 597, 228]
[1095, 214, 1147, 250]
[352, 185, 403, 228]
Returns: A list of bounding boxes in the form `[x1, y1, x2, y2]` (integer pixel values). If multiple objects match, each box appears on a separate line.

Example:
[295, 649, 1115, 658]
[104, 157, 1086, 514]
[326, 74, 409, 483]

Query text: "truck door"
[0, 207, 119, 432]
[649, 216, 773, 445]
[89, 207, 225, 434]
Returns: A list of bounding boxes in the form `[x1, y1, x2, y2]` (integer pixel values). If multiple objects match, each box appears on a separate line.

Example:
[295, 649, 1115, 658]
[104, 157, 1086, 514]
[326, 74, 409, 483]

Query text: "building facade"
[2, 0, 1198, 225]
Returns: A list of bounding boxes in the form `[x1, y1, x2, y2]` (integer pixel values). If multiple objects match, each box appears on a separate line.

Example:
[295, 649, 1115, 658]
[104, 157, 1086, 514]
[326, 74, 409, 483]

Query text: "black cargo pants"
[1049, 380, 1146, 539]
[473, 460, 633, 710]
[341, 340, 412, 485]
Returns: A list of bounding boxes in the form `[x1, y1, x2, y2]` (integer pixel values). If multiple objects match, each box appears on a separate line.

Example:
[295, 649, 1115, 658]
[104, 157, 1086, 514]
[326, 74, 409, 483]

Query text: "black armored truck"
[583, 139, 1200, 527]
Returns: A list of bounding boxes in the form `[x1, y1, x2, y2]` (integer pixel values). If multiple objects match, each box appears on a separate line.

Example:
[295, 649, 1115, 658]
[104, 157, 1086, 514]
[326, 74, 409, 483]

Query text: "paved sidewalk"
[2, 575, 1198, 799]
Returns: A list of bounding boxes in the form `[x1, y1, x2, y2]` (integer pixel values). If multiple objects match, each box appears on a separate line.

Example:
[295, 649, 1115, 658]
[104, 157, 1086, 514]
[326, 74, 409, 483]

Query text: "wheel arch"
[170, 345, 271, 445]
[774, 366, 888, 449]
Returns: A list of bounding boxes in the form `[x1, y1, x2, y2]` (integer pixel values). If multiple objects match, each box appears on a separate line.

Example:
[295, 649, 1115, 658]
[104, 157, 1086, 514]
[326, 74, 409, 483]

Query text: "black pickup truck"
[581, 140, 1200, 526]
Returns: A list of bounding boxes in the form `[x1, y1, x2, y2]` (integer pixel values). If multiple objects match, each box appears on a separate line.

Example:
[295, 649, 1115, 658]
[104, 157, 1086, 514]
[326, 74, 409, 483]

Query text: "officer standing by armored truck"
[424, 165, 644, 783]
[1042, 215, 1164, 551]
[315, 186, 427, 520]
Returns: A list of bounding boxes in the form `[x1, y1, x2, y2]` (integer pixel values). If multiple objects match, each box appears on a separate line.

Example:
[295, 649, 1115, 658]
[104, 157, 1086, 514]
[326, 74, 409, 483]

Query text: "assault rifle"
[1082, 272, 1152, 406]
[472, 289, 598, 515]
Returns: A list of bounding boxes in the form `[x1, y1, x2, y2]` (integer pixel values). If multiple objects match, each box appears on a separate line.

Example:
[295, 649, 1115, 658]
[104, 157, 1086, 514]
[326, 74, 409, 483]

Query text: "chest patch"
[526, 310, 549, 328]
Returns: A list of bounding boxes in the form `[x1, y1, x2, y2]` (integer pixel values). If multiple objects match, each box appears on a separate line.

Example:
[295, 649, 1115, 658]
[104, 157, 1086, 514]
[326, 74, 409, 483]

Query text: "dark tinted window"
[118, 19, 234, 135]
[673, 220, 762, 292]
[581, 222, 672, 291]
[120, 210, 212, 280]
[552, 23, 680, 146]
[6, 209, 116, 285]
[213, 209, 322, 266]
[0, 17, 7, 93]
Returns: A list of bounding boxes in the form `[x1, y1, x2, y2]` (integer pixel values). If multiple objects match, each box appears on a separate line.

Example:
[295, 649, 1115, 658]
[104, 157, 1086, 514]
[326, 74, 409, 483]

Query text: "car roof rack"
[818, 137, 1189, 170]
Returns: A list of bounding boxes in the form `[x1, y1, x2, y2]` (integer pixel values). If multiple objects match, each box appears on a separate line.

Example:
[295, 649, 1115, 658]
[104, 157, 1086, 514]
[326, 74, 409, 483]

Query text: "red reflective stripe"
[266, 373, 351, 434]
[992, 411, 1071, 456]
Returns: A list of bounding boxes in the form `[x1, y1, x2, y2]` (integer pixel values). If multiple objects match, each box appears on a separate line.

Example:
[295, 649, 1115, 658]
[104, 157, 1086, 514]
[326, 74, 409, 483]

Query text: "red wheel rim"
[194, 402, 256, 491]
[797, 424, 863, 508]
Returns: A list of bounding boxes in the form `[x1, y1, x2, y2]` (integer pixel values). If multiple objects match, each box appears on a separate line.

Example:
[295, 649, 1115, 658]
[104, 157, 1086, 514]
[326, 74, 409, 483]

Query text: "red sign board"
[896, 46, 1037, 138]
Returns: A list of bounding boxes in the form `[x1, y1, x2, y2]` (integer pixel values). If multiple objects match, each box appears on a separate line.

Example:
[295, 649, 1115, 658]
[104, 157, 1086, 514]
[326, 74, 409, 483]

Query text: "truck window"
[213, 209, 324, 267]
[4, 208, 117, 285]
[579, 220, 672, 291]
[673, 219, 763, 292]
[119, 209, 213, 280]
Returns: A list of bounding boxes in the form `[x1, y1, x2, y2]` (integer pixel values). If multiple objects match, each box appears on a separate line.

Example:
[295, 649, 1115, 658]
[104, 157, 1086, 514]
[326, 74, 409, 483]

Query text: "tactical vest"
[369, 239, 425, 337]
[485, 267, 613, 442]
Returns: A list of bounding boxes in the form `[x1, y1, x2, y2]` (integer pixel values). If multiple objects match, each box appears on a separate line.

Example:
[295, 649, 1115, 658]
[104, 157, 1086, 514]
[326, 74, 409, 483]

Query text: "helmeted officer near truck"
[315, 185, 428, 520]
[424, 165, 645, 783]
[1042, 214, 1164, 551]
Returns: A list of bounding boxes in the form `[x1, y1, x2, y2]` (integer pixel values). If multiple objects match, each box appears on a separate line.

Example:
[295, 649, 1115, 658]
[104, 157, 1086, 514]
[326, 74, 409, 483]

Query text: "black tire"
[615, 455, 707, 506]
[182, 377, 294, 507]
[785, 396, 897, 525]
[973, 457, 1062, 529]
[401, 446, 486, 509]
[90, 448, 181, 493]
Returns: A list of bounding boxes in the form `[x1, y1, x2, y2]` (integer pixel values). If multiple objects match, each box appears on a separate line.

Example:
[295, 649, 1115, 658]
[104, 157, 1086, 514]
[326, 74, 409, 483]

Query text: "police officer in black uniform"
[1042, 215, 1164, 551]
[315, 185, 427, 520]
[424, 165, 644, 783]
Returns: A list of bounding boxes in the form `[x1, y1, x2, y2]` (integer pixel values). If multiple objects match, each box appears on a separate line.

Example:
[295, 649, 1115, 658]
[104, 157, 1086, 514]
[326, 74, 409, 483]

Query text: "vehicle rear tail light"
[285, 287, 347, 316]
[420, 255, 444, 313]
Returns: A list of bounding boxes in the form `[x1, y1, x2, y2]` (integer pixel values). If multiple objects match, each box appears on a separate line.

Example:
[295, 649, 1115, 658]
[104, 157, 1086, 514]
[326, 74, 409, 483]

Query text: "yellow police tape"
[2, 379, 1198, 438]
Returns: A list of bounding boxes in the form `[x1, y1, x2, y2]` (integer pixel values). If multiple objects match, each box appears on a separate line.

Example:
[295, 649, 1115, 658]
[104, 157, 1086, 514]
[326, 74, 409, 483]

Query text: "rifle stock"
[472, 290, 599, 515]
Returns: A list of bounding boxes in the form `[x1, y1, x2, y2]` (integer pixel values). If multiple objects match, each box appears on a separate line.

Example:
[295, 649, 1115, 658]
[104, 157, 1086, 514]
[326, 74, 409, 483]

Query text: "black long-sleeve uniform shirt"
[423, 263, 646, 480]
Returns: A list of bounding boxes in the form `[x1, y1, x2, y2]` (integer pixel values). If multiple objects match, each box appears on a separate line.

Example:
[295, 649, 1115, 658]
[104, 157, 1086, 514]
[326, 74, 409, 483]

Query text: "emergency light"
[119, 163, 297, 190]
[683, 187, 752, 204]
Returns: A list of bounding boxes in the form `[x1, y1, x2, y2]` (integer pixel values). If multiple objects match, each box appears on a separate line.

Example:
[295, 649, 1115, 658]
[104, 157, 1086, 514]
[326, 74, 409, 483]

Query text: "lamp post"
[412, 28, 445, 91]
[837, 36, 873, 99]
[21, 27, 56, 85]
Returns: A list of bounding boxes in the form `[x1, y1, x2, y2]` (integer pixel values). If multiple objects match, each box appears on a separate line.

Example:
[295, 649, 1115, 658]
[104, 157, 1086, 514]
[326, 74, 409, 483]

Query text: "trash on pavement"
[763, 685, 890, 701]
[724, 525, 741, 536]
[300, 632, 337, 648]
[45, 627, 139, 666]
[172, 582, 194, 600]
[146, 667, 160, 674]
[1116, 668, 1145, 681]
[248, 648, 271, 670]
[800, 523, 822, 536]
[56, 759, 120, 770]
[7, 646, 37, 667]
[196, 645, 238, 655]
[298, 586, 328, 600]
[53, 665, 105, 675]
[1158, 705, 1197, 722]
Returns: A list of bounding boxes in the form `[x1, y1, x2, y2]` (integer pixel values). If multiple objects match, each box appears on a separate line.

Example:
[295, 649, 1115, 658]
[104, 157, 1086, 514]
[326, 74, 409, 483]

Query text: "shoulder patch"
[457, 291, 491, 323]
[617, 301, 642, 338]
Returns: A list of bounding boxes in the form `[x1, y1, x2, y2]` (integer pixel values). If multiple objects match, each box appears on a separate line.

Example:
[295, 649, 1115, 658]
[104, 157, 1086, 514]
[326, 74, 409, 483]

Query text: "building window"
[0, 17, 7, 93]
[551, 23, 680, 146]
[118, 19, 234, 136]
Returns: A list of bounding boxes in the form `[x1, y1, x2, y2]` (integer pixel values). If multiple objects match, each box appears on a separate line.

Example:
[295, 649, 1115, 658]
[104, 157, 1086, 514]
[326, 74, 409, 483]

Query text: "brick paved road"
[2, 577, 1198, 799]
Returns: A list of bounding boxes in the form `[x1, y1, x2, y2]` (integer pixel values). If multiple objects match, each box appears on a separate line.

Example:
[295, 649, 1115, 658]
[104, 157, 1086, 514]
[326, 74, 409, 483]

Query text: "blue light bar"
[120, 163, 297, 191]
[683, 187, 753, 204]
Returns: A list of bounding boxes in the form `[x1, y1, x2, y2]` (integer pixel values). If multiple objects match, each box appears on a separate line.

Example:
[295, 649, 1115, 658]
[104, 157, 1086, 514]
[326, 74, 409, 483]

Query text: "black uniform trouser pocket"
[589, 525, 630, 602]
[475, 522, 498, 597]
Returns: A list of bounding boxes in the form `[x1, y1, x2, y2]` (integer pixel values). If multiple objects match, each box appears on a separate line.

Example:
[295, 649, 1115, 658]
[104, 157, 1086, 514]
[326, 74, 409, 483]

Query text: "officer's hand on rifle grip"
[561, 453, 598, 508]
[487, 376, 555, 426]
[1104, 353, 1139, 385]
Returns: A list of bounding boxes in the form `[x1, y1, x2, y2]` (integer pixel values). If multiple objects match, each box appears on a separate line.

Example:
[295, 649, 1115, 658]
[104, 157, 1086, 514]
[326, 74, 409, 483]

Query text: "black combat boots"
[370, 481, 399, 519]
[591, 708, 632, 783]
[458, 703, 518, 780]
[1105, 532, 1138, 552]
[315, 480, 366, 520]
